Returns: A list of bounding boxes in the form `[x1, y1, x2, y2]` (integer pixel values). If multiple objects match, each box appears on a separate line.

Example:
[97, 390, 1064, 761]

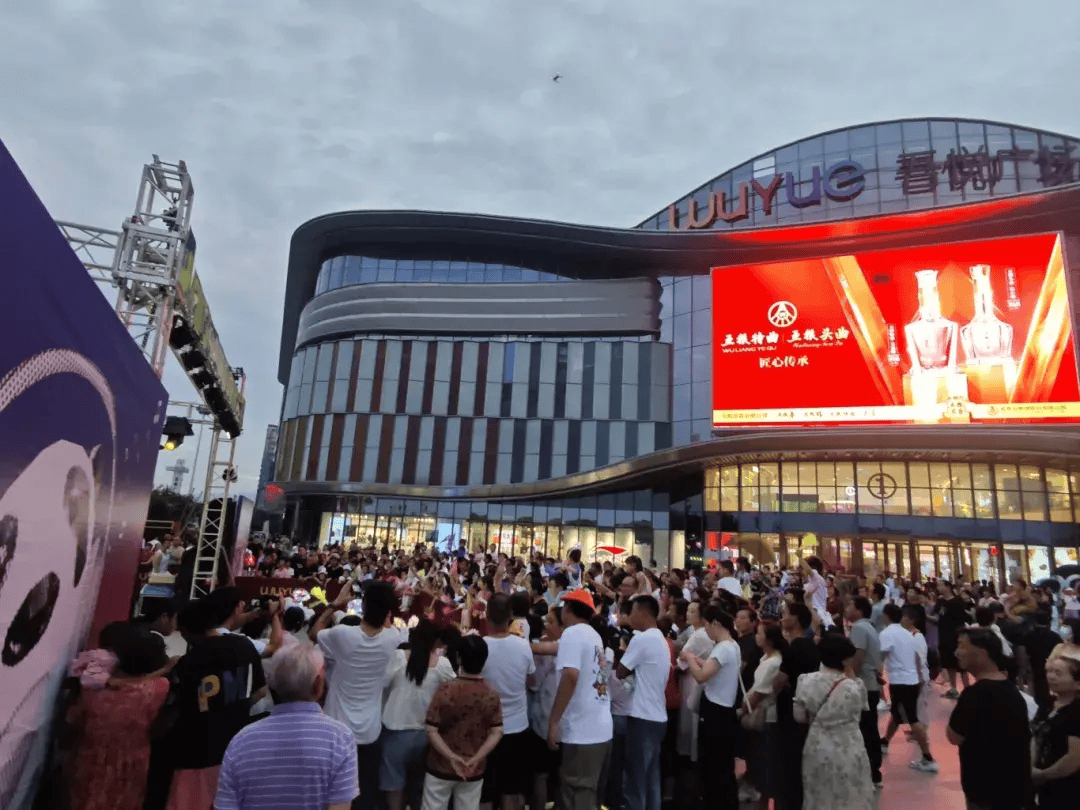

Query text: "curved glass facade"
[313, 255, 571, 295]
[279, 118, 1080, 579]
[637, 118, 1080, 231]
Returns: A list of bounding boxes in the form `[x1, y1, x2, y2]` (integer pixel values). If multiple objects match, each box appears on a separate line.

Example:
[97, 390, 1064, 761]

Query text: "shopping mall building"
[274, 117, 1080, 585]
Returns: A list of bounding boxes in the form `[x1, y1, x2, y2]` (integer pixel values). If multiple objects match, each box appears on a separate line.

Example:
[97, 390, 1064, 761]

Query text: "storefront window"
[917, 544, 936, 580]
[1028, 547, 1051, 583]
[1055, 547, 1079, 568]
[939, 546, 954, 581]
[974, 546, 996, 583]
[862, 543, 878, 576]
[838, 538, 852, 571]
[1003, 545, 1026, 583]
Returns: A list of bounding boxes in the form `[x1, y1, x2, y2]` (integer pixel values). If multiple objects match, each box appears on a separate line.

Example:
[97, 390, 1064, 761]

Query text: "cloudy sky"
[3, 0, 1079, 498]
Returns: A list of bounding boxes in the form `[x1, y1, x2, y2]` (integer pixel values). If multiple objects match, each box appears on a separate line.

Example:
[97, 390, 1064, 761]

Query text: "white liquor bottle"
[961, 264, 1014, 364]
[905, 269, 958, 373]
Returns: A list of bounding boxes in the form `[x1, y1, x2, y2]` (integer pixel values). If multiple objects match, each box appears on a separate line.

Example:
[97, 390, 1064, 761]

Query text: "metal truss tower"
[57, 156, 244, 600]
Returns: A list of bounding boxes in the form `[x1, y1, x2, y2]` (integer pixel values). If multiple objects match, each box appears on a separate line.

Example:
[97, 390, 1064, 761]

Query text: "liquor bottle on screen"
[961, 265, 1017, 403]
[905, 269, 958, 373]
[960, 265, 1014, 364]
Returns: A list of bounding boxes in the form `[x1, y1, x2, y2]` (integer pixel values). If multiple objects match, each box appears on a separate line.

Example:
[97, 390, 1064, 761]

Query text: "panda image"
[0, 349, 117, 808]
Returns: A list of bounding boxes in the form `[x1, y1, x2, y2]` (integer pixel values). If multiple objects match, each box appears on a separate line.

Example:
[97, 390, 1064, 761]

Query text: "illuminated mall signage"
[668, 159, 866, 231]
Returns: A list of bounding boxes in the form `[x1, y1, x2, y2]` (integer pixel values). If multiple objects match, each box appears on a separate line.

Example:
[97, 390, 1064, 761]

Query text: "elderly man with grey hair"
[214, 643, 359, 810]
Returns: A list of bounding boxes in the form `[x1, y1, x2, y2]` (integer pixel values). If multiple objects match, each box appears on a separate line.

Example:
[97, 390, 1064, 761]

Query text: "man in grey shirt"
[870, 583, 889, 631]
[847, 596, 883, 788]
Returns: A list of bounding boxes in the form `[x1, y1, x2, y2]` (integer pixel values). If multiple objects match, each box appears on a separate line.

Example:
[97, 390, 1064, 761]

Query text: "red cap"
[562, 589, 595, 612]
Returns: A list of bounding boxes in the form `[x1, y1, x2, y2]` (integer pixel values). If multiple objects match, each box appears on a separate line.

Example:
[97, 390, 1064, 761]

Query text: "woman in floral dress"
[68, 625, 171, 810]
[794, 633, 873, 810]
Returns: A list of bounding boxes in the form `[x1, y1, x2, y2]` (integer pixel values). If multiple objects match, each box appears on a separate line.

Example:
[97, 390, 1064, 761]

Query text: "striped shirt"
[214, 702, 358, 810]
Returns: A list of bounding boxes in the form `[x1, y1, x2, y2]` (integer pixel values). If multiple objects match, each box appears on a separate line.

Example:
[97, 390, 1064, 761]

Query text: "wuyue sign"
[668, 159, 866, 230]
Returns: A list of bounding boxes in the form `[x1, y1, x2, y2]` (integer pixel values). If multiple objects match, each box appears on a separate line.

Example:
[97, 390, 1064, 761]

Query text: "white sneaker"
[909, 757, 939, 774]
[877, 699, 890, 712]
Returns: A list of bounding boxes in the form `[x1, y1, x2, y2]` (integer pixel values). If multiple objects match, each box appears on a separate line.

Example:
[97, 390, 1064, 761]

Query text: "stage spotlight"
[161, 415, 194, 451]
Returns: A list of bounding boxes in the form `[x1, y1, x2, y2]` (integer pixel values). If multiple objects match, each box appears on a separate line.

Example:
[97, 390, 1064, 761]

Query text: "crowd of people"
[59, 536, 1080, 810]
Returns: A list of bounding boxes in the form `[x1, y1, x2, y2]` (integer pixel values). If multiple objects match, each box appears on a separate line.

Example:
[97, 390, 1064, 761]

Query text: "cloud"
[3, 0, 1080, 506]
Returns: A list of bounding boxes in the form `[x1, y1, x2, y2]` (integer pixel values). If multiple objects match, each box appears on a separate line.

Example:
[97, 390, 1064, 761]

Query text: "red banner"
[713, 232, 1080, 427]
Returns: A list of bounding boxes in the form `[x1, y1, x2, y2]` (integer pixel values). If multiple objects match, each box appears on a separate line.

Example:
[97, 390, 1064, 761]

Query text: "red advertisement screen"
[712, 232, 1080, 426]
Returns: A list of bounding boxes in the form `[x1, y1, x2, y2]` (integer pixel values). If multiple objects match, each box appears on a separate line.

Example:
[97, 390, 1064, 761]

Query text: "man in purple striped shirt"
[214, 643, 359, 810]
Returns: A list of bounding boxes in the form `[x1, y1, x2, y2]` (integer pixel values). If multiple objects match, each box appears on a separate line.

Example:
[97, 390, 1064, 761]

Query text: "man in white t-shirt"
[548, 589, 613, 810]
[311, 580, 405, 810]
[879, 604, 937, 774]
[481, 593, 536, 810]
[615, 595, 671, 810]
[716, 560, 743, 598]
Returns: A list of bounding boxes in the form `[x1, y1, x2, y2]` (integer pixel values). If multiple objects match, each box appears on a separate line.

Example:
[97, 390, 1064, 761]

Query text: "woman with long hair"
[1031, 655, 1080, 807]
[379, 619, 455, 810]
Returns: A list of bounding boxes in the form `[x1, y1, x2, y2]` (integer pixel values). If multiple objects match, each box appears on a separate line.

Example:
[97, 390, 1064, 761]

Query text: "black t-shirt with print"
[948, 678, 1030, 809]
[166, 633, 266, 770]
[1032, 696, 1080, 806]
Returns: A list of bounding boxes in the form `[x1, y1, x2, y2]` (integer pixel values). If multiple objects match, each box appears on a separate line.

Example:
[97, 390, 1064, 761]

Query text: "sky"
[2, 0, 1080, 499]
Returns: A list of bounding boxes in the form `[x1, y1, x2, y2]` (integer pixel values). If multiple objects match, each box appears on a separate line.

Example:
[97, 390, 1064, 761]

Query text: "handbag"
[738, 666, 769, 731]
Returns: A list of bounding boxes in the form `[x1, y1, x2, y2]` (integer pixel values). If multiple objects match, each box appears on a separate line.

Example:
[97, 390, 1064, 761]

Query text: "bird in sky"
[551, 74, 561, 82]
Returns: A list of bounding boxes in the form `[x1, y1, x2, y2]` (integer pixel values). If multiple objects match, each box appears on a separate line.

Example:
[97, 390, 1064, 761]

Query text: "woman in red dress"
[68, 625, 171, 810]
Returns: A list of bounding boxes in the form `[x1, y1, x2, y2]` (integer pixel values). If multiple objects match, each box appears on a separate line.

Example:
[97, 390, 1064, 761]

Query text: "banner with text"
[713, 232, 1080, 426]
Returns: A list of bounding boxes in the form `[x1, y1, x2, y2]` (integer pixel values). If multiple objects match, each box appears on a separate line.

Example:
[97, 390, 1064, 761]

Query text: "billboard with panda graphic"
[0, 138, 167, 808]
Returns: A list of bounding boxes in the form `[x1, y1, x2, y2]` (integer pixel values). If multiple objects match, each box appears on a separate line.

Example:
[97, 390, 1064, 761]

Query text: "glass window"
[974, 489, 995, 518]
[998, 490, 1022, 520]
[329, 256, 344, 289]
[1047, 469, 1072, 522]
[377, 259, 396, 282]
[343, 256, 361, 286]
[720, 466, 739, 512]
[760, 463, 780, 511]
[972, 463, 992, 489]
[907, 462, 929, 488]
[910, 489, 932, 516]
[950, 463, 972, 489]
[1023, 491, 1047, 522]
[835, 463, 854, 488]
[953, 488, 974, 519]
[1019, 466, 1043, 491]
[740, 464, 761, 511]
[995, 464, 1019, 489]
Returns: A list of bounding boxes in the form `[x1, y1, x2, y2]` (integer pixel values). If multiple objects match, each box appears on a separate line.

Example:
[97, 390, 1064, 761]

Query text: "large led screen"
[712, 232, 1080, 426]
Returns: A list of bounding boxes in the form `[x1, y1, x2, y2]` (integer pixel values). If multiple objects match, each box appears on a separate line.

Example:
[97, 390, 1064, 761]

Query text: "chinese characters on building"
[895, 144, 1077, 194]
[720, 326, 850, 348]
[759, 355, 810, 369]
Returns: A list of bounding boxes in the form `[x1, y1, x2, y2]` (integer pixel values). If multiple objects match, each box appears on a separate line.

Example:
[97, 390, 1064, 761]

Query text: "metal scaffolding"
[57, 156, 244, 600]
